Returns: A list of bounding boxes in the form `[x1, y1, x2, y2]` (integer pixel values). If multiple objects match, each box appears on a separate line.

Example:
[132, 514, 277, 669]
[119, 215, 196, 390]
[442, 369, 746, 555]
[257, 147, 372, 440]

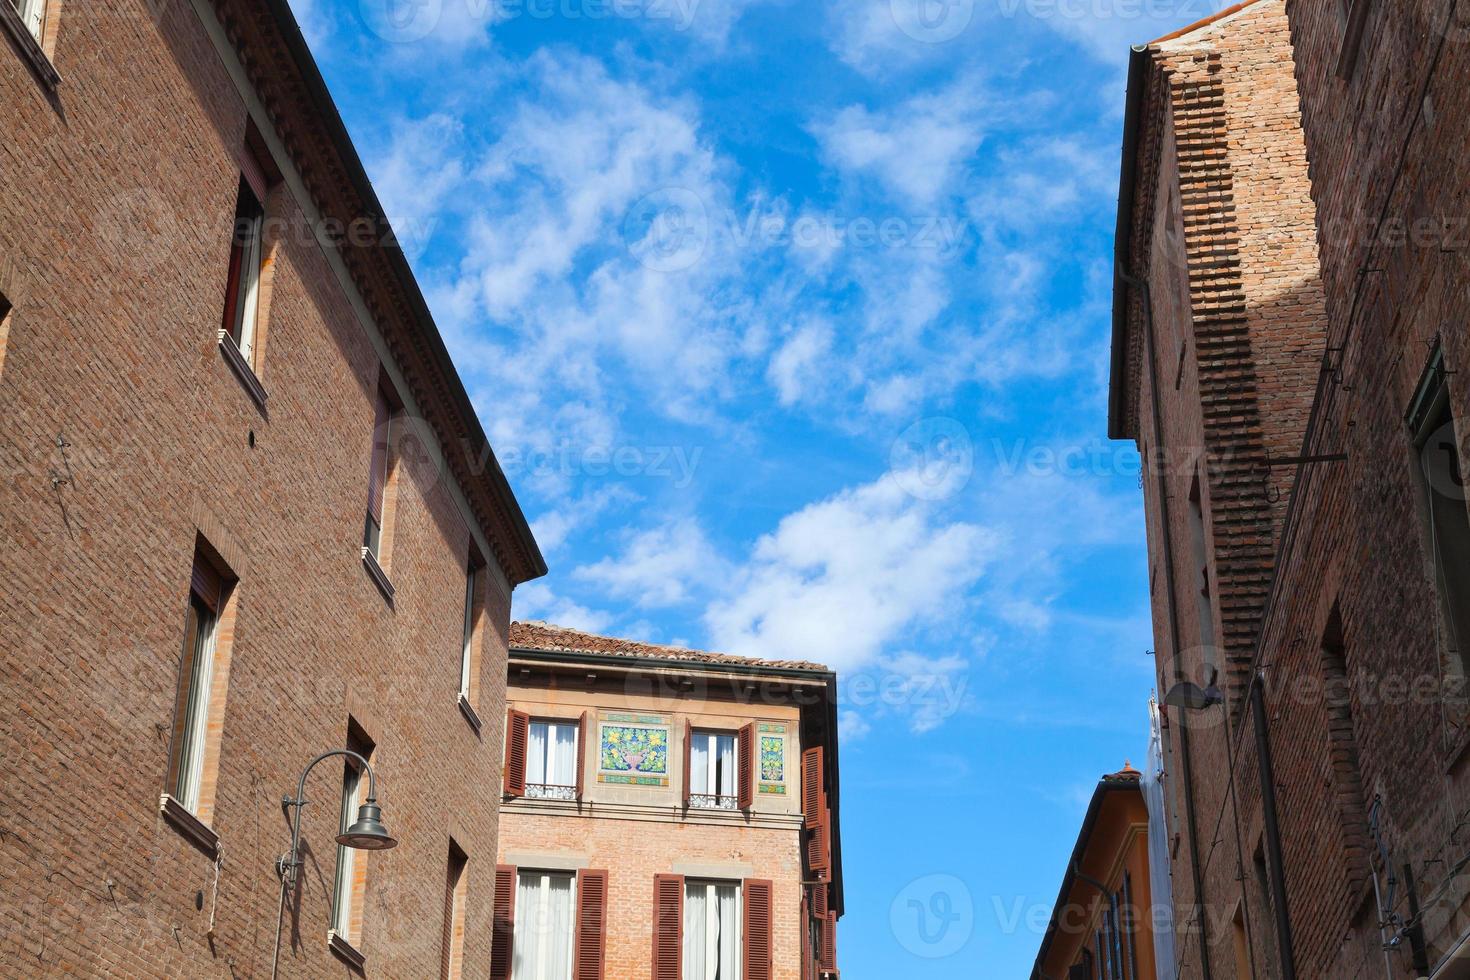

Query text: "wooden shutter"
[239, 145, 270, 202]
[574, 869, 608, 980]
[737, 723, 755, 810]
[811, 880, 829, 918]
[651, 874, 684, 980]
[806, 807, 830, 877]
[503, 709, 529, 798]
[575, 711, 588, 800]
[681, 722, 692, 806]
[742, 878, 773, 980]
[818, 911, 836, 972]
[490, 865, 516, 980]
[190, 552, 223, 612]
[366, 387, 391, 521]
[801, 747, 823, 829]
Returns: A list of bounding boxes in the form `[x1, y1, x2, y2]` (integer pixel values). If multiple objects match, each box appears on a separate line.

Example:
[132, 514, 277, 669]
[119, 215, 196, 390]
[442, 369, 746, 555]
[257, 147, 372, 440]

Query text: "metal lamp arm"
[280, 749, 377, 884]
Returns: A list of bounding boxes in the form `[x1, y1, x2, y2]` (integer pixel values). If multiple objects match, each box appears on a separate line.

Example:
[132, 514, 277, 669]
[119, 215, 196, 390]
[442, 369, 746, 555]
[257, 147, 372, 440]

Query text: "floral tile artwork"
[599, 724, 668, 775]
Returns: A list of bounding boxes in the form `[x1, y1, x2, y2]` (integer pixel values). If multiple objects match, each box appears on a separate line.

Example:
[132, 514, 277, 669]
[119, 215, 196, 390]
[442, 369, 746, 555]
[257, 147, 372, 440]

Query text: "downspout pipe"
[1250, 673, 1297, 980]
[1118, 259, 1213, 980]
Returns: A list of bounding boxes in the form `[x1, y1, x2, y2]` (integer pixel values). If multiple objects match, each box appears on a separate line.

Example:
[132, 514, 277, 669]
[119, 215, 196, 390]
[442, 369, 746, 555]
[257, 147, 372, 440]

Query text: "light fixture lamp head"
[1163, 680, 1225, 711]
[337, 799, 397, 850]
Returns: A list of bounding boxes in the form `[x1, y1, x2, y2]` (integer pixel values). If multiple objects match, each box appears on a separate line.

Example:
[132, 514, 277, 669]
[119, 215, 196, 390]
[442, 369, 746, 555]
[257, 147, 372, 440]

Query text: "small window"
[689, 730, 738, 810]
[167, 553, 227, 814]
[1408, 347, 1470, 679]
[441, 841, 468, 980]
[332, 727, 375, 945]
[1187, 475, 1216, 660]
[459, 558, 481, 701]
[222, 178, 266, 366]
[363, 384, 395, 560]
[12, 0, 46, 40]
[512, 870, 575, 980]
[525, 719, 578, 800]
[683, 880, 741, 980]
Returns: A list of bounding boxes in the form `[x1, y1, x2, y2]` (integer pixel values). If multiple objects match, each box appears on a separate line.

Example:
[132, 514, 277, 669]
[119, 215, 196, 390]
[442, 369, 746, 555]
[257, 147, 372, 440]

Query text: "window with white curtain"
[512, 871, 575, 980]
[683, 880, 741, 980]
[11, 0, 46, 40]
[331, 754, 367, 939]
[459, 564, 477, 699]
[525, 720, 578, 800]
[170, 593, 219, 813]
[689, 730, 737, 810]
[224, 179, 266, 367]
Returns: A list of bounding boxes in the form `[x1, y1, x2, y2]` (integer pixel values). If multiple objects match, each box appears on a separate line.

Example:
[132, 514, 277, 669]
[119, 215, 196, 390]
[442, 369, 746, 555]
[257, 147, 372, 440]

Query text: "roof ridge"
[509, 620, 830, 671]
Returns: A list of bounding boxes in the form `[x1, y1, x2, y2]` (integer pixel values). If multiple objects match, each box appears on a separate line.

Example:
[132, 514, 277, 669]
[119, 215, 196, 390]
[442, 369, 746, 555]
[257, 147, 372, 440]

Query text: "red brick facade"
[0, 0, 543, 976]
[1115, 0, 1470, 977]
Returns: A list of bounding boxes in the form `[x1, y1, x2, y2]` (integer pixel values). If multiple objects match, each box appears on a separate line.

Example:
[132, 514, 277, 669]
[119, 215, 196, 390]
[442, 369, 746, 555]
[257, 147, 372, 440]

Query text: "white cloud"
[766, 318, 836, 406]
[574, 518, 730, 607]
[705, 472, 997, 671]
[366, 113, 465, 258]
[511, 581, 614, 633]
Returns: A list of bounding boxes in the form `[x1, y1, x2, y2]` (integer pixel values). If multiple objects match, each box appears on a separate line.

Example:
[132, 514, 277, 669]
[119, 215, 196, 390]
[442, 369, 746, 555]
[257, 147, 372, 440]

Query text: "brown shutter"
[651, 874, 684, 980]
[801, 747, 823, 829]
[681, 722, 692, 806]
[575, 711, 588, 800]
[818, 912, 836, 972]
[503, 709, 529, 798]
[737, 723, 755, 810]
[366, 387, 391, 521]
[190, 552, 223, 612]
[806, 807, 830, 877]
[490, 865, 516, 980]
[574, 869, 608, 980]
[742, 878, 773, 980]
[811, 880, 829, 918]
[239, 144, 270, 202]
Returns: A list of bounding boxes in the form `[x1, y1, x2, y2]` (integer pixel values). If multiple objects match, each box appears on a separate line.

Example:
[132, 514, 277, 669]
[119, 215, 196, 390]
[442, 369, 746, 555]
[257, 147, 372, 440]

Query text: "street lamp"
[271, 749, 398, 978]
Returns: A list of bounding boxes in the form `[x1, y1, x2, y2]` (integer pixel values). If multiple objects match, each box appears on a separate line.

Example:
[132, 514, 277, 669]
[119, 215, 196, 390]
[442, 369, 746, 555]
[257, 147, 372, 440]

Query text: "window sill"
[159, 793, 220, 859]
[0, 4, 60, 91]
[361, 547, 395, 607]
[217, 331, 268, 417]
[457, 692, 482, 734]
[327, 930, 366, 972]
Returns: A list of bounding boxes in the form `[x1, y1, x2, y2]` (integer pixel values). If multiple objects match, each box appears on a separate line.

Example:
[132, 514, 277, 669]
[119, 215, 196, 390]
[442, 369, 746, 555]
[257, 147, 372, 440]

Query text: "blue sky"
[289, 0, 1229, 972]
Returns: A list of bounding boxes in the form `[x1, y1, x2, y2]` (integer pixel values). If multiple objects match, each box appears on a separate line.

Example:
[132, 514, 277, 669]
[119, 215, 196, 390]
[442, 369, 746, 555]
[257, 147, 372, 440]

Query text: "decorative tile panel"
[597, 713, 670, 787]
[757, 723, 786, 794]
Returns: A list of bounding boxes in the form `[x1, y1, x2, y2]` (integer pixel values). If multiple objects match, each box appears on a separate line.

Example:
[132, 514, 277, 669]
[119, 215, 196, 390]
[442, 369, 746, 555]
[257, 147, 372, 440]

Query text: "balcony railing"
[526, 783, 577, 801]
[689, 793, 739, 810]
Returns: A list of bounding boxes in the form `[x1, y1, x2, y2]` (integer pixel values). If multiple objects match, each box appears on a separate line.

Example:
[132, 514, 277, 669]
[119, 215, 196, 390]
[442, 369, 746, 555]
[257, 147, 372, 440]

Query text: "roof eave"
[1108, 44, 1152, 443]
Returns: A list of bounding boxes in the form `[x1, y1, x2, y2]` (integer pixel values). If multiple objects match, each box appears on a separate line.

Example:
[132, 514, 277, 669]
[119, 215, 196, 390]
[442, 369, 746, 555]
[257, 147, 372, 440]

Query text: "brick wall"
[0, 1, 530, 976]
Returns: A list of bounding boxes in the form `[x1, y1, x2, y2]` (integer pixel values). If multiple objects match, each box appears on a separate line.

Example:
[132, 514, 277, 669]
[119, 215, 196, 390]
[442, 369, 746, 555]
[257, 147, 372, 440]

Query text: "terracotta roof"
[509, 621, 829, 672]
[1149, 0, 1266, 45]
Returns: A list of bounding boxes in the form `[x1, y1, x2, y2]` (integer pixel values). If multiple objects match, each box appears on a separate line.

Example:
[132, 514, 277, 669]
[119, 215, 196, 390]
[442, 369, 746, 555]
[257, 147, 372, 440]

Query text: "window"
[1320, 606, 1369, 873]
[221, 178, 265, 366]
[512, 870, 575, 980]
[11, 0, 46, 40]
[1409, 347, 1470, 680]
[526, 720, 578, 800]
[1252, 844, 1279, 978]
[363, 384, 395, 562]
[683, 880, 741, 980]
[441, 842, 469, 980]
[689, 731, 737, 810]
[1187, 475, 1216, 662]
[331, 728, 375, 947]
[167, 553, 226, 814]
[460, 559, 480, 701]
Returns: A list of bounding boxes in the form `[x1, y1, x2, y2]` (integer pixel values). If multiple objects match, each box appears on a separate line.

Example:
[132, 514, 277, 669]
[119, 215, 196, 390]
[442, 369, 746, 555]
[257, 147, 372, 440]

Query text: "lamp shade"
[336, 800, 397, 850]
[1163, 680, 1224, 711]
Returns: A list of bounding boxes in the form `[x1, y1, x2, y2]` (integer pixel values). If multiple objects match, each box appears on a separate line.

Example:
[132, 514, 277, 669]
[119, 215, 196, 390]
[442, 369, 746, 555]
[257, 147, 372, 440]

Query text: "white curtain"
[178, 605, 218, 812]
[690, 733, 710, 793]
[1142, 698, 1178, 979]
[513, 872, 574, 980]
[684, 882, 740, 980]
[550, 723, 577, 786]
[527, 722, 549, 786]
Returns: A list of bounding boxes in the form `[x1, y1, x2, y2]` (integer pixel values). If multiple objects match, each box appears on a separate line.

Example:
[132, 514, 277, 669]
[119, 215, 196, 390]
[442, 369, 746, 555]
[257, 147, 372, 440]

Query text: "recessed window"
[440, 842, 468, 980]
[363, 384, 395, 562]
[460, 557, 481, 702]
[167, 553, 228, 815]
[222, 178, 266, 367]
[331, 727, 375, 948]
[689, 730, 737, 810]
[513, 870, 575, 980]
[525, 719, 578, 800]
[683, 880, 741, 979]
[1408, 347, 1470, 678]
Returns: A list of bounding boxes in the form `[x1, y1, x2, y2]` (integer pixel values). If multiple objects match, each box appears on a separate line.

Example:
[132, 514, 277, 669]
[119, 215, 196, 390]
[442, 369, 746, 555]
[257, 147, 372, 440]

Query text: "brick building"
[492, 621, 843, 980]
[1032, 764, 1161, 980]
[1, 0, 545, 976]
[1113, 0, 1470, 977]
